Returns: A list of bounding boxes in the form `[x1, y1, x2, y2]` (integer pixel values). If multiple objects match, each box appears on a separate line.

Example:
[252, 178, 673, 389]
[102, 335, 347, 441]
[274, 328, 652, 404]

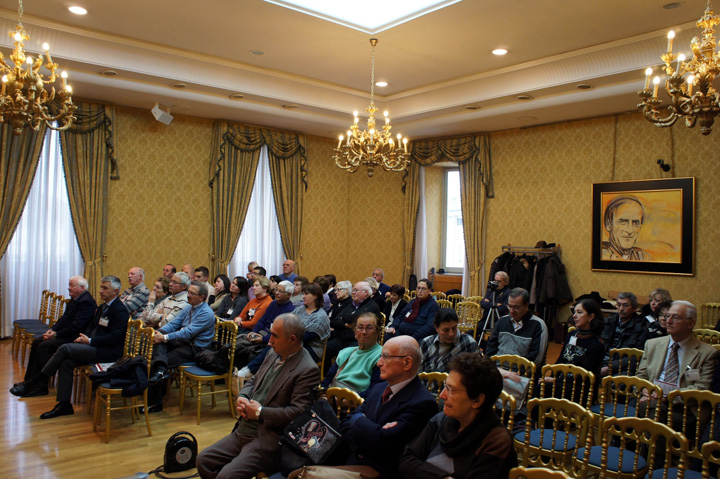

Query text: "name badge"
[99, 317, 109, 327]
[248, 308, 256, 317]
[405, 311, 411, 318]
[227, 309, 233, 316]
[569, 336, 578, 346]
[685, 369, 701, 382]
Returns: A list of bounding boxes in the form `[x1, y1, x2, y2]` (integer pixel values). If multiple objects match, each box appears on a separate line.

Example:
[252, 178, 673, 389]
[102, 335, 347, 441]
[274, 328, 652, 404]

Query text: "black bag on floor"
[194, 340, 230, 374]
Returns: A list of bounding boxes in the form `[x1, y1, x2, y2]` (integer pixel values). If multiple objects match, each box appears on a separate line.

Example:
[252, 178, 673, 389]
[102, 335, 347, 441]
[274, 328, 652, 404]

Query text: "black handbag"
[194, 340, 230, 374]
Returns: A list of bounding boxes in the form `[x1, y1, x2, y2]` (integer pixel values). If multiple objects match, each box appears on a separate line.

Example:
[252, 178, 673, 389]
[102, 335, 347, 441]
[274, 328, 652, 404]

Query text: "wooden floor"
[0, 338, 237, 479]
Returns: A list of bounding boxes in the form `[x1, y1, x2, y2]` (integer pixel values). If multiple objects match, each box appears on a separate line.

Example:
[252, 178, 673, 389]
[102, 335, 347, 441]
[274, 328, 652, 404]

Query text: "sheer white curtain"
[414, 166, 428, 281]
[228, 146, 285, 279]
[0, 129, 84, 337]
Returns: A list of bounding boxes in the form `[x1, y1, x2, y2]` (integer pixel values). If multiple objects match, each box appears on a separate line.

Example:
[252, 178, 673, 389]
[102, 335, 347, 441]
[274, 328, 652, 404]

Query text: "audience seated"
[383, 283, 408, 326]
[372, 267, 391, 297]
[321, 312, 382, 394]
[217, 276, 250, 321]
[162, 263, 176, 280]
[137, 277, 170, 327]
[146, 281, 215, 412]
[480, 271, 511, 319]
[278, 259, 298, 283]
[599, 291, 648, 376]
[292, 282, 330, 363]
[324, 274, 338, 306]
[339, 336, 438, 477]
[119, 267, 150, 318]
[641, 287, 673, 322]
[12, 276, 129, 419]
[268, 275, 282, 299]
[182, 263, 194, 277]
[236, 276, 273, 332]
[399, 354, 518, 479]
[327, 280, 352, 323]
[193, 266, 215, 303]
[385, 278, 439, 342]
[208, 274, 230, 311]
[420, 308, 478, 373]
[313, 275, 332, 313]
[140, 272, 190, 329]
[365, 277, 386, 313]
[289, 276, 308, 306]
[14, 276, 96, 397]
[326, 281, 380, 369]
[246, 261, 258, 300]
[554, 299, 605, 377]
[484, 288, 548, 369]
[645, 300, 671, 343]
[196, 314, 320, 479]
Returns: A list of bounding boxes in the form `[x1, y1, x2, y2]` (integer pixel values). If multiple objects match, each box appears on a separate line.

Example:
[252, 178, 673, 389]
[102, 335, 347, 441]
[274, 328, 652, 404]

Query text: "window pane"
[444, 170, 465, 270]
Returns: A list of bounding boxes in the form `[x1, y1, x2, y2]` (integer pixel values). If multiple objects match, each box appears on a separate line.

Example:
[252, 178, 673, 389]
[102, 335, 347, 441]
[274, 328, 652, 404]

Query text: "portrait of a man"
[601, 195, 650, 261]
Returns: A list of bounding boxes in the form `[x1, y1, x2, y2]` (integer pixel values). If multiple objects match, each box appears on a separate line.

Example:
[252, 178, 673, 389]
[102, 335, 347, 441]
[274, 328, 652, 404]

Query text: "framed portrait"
[591, 177, 695, 275]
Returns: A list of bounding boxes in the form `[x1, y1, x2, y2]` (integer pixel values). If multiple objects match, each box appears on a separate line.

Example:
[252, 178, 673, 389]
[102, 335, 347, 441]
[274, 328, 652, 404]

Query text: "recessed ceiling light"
[517, 94, 534, 100]
[283, 104, 298, 109]
[492, 48, 508, 56]
[663, 2, 683, 9]
[464, 105, 481, 110]
[171, 83, 187, 89]
[576, 84, 593, 90]
[249, 50, 264, 56]
[100, 70, 117, 76]
[375, 81, 388, 87]
[229, 93, 245, 100]
[68, 6, 87, 15]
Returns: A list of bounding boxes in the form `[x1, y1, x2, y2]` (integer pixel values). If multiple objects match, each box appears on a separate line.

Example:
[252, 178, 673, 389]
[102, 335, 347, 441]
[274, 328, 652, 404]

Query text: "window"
[442, 169, 465, 273]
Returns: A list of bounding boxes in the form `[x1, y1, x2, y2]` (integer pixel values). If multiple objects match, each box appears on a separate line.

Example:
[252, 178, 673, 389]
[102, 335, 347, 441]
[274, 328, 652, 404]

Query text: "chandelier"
[333, 38, 410, 177]
[638, 1, 720, 135]
[0, 0, 76, 135]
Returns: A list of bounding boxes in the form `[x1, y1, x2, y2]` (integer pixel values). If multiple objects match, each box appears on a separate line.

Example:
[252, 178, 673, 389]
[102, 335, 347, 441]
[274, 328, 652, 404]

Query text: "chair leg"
[93, 390, 101, 431]
[105, 394, 112, 444]
[86, 372, 93, 414]
[179, 372, 186, 414]
[211, 381, 216, 408]
[143, 390, 152, 437]
[196, 383, 202, 425]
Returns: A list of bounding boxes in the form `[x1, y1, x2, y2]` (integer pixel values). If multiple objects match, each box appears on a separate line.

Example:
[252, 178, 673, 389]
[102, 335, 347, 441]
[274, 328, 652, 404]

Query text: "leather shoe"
[148, 368, 167, 384]
[22, 386, 49, 398]
[138, 404, 163, 414]
[40, 402, 74, 419]
[10, 381, 31, 397]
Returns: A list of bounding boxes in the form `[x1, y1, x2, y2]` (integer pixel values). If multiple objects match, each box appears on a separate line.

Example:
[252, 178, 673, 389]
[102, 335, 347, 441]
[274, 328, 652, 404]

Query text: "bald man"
[119, 267, 150, 318]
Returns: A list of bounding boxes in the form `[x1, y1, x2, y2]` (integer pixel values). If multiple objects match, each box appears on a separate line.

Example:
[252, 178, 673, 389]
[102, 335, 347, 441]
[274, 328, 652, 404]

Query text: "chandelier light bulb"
[26, 56, 32, 65]
[42, 42, 49, 51]
[667, 30, 675, 53]
[14, 32, 21, 41]
[653, 76, 661, 98]
[66, 85, 72, 93]
[644, 67, 653, 89]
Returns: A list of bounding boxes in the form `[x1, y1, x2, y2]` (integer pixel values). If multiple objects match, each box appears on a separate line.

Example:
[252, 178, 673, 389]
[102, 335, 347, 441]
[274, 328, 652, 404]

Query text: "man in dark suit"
[372, 268, 391, 297]
[196, 313, 320, 479]
[340, 335, 438, 478]
[17, 276, 97, 397]
[11, 276, 129, 419]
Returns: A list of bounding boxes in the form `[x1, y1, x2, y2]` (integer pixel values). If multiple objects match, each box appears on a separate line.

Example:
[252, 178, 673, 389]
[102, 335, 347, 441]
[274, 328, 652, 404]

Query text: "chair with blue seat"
[179, 320, 238, 424]
[572, 416, 689, 479]
[495, 390, 517, 433]
[666, 389, 720, 476]
[515, 398, 593, 473]
[607, 347, 644, 376]
[12, 289, 52, 358]
[492, 354, 537, 402]
[590, 375, 663, 423]
[700, 441, 720, 479]
[540, 363, 596, 409]
[17, 292, 61, 365]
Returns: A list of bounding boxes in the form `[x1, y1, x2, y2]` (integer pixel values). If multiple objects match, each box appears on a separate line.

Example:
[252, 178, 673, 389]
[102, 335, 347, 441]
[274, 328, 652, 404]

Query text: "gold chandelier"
[333, 38, 410, 177]
[0, 0, 76, 135]
[638, 1, 720, 135]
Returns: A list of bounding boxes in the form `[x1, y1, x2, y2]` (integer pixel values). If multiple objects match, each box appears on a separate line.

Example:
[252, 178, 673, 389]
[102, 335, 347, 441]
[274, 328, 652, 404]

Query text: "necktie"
[381, 386, 392, 404]
[665, 342, 680, 384]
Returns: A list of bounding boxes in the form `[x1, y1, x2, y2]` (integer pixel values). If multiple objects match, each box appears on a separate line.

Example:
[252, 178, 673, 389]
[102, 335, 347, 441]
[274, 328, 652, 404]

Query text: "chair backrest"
[123, 319, 144, 357]
[446, 294, 465, 308]
[492, 354, 536, 399]
[49, 295, 67, 326]
[378, 313, 386, 345]
[509, 466, 570, 479]
[430, 291, 446, 300]
[46, 293, 62, 327]
[135, 326, 155, 364]
[37, 289, 52, 323]
[465, 295, 483, 305]
[701, 441, 720, 479]
[418, 371, 448, 403]
[596, 416, 688, 479]
[325, 387, 363, 418]
[693, 328, 720, 345]
[216, 320, 239, 373]
[540, 364, 596, 409]
[701, 303, 720, 329]
[408, 290, 416, 299]
[495, 390, 517, 432]
[607, 347, 644, 376]
[456, 301, 482, 337]
[436, 299, 452, 309]
[667, 389, 720, 461]
[598, 375, 663, 422]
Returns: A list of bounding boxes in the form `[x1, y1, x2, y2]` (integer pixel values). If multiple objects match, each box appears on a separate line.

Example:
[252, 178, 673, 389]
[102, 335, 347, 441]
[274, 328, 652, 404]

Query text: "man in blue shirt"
[278, 259, 298, 283]
[146, 280, 215, 411]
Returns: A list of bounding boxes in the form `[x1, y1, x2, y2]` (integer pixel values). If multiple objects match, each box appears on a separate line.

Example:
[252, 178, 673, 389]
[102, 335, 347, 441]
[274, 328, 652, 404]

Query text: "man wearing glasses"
[340, 336, 437, 478]
[141, 272, 190, 329]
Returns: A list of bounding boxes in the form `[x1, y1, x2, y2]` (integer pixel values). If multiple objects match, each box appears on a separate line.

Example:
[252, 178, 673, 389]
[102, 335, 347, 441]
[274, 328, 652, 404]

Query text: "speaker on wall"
[151, 102, 174, 125]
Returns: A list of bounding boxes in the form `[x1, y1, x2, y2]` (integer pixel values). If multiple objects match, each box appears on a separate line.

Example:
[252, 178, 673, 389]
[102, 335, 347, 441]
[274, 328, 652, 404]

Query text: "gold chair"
[516, 398, 592, 473]
[18, 291, 59, 365]
[378, 313, 386, 345]
[573, 416, 689, 479]
[446, 294, 465, 308]
[607, 347, 644, 376]
[317, 340, 328, 371]
[465, 295, 483, 305]
[701, 441, 720, 479]
[509, 466, 570, 479]
[325, 387, 364, 418]
[180, 320, 238, 424]
[701, 303, 720, 329]
[693, 328, 720, 345]
[408, 290, 416, 299]
[418, 371, 448, 404]
[495, 390, 517, 432]
[492, 354, 536, 400]
[436, 299, 452, 309]
[667, 389, 720, 464]
[456, 301, 482, 338]
[540, 364, 596, 409]
[93, 324, 154, 443]
[402, 293, 411, 302]
[12, 289, 52, 358]
[430, 291, 446, 300]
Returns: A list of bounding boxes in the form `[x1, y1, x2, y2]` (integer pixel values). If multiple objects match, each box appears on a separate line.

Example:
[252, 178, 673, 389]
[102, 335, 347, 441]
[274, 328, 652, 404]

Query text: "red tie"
[381, 386, 392, 403]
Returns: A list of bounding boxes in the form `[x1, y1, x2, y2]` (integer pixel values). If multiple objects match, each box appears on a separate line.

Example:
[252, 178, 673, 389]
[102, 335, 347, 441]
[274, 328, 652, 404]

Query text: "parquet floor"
[0, 338, 236, 479]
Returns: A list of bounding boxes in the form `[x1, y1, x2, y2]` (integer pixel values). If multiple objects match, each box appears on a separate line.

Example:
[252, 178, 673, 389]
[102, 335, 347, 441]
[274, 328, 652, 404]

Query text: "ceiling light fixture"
[68, 6, 87, 15]
[375, 81, 388, 87]
[0, 0, 76, 134]
[492, 48, 508, 56]
[333, 38, 409, 177]
[639, 2, 720, 134]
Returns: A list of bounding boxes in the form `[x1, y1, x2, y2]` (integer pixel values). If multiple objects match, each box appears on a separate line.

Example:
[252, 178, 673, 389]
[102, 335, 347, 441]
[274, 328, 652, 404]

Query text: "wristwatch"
[255, 406, 262, 419]
[163, 334, 168, 343]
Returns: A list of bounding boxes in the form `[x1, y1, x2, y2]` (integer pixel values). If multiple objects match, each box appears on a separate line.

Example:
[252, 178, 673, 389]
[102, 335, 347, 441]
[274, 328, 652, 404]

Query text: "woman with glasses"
[399, 353, 517, 479]
[385, 278, 439, 342]
[641, 288, 672, 340]
[321, 312, 382, 394]
[217, 276, 249, 322]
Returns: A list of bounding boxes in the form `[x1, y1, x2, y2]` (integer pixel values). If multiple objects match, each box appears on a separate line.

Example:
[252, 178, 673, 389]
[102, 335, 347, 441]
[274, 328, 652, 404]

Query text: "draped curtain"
[57, 101, 117, 298]
[404, 135, 493, 296]
[209, 121, 307, 276]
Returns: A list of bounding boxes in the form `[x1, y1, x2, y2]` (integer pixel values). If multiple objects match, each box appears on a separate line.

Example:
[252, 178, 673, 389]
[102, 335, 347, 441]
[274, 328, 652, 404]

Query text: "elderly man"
[325, 281, 380, 369]
[163, 264, 176, 280]
[196, 313, 320, 479]
[12, 276, 129, 419]
[372, 268, 391, 297]
[484, 288, 548, 369]
[246, 261, 259, 299]
[146, 281, 215, 411]
[279, 259, 298, 283]
[480, 271, 511, 322]
[599, 291, 648, 376]
[141, 272, 190, 329]
[182, 263, 194, 277]
[601, 195, 650, 261]
[421, 307, 478, 373]
[120, 267, 150, 318]
[12, 276, 97, 397]
[385, 278, 439, 342]
[194, 266, 215, 303]
[340, 336, 438, 478]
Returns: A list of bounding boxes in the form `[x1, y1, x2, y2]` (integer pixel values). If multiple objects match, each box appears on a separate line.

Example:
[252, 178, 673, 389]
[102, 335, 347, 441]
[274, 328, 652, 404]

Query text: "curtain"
[414, 166, 428, 281]
[58, 102, 117, 299]
[406, 135, 494, 296]
[228, 147, 285, 278]
[209, 122, 307, 277]
[401, 161, 421, 286]
[0, 130, 84, 336]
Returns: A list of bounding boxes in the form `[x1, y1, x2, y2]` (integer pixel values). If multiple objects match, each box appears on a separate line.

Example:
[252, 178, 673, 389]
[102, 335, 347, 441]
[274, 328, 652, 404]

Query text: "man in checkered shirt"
[420, 307, 477, 373]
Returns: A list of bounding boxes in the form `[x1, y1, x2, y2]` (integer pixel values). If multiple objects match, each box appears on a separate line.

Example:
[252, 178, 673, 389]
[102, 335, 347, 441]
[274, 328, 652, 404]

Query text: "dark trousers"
[196, 428, 276, 479]
[41, 343, 100, 403]
[148, 338, 196, 406]
[25, 336, 71, 381]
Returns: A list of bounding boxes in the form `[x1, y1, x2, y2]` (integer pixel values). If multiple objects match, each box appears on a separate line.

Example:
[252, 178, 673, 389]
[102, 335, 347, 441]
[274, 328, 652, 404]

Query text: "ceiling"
[0, 0, 709, 139]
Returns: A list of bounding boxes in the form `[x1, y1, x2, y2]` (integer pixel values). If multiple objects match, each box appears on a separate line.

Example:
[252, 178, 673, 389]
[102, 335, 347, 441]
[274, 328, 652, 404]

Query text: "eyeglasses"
[379, 353, 408, 360]
[170, 280, 182, 285]
[442, 383, 466, 397]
